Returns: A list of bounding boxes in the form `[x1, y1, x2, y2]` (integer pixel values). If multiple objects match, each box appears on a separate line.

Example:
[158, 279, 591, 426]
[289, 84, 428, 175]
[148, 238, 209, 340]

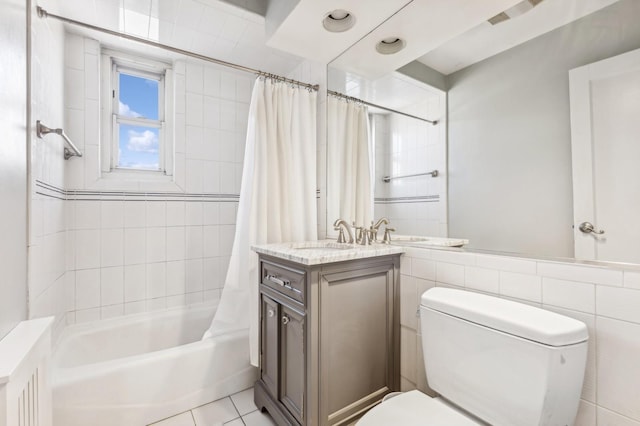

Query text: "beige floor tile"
[231, 387, 258, 416]
[149, 411, 196, 426]
[242, 410, 276, 426]
[192, 397, 240, 425]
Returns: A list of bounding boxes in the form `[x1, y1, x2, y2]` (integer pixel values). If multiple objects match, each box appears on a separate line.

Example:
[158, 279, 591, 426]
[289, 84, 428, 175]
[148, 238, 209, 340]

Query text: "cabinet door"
[320, 263, 398, 425]
[261, 294, 279, 397]
[280, 305, 305, 424]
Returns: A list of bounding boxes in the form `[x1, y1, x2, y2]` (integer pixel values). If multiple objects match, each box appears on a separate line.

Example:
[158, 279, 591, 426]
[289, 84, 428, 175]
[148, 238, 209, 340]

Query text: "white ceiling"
[37, 0, 304, 76]
[417, 0, 621, 75]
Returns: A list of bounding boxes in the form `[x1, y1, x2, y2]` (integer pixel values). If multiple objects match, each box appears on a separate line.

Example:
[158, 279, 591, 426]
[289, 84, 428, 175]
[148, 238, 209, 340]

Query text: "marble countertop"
[252, 240, 405, 265]
[390, 235, 469, 248]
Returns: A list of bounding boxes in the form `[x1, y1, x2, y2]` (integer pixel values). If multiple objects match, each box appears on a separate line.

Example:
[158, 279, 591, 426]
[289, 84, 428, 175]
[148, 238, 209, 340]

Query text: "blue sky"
[118, 73, 160, 170]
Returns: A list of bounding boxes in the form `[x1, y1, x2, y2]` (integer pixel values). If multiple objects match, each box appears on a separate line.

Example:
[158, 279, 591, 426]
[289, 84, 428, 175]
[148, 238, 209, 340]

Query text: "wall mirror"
[326, 0, 640, 265]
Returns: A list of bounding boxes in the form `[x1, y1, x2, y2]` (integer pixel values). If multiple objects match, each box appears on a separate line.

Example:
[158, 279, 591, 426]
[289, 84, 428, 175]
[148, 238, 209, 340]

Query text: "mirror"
[327, 0, 640, 263]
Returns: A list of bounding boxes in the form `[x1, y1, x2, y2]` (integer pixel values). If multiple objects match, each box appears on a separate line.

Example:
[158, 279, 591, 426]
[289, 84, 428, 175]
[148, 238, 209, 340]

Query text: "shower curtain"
[327, 96, 373, 230]
[203, 78, 317, 366]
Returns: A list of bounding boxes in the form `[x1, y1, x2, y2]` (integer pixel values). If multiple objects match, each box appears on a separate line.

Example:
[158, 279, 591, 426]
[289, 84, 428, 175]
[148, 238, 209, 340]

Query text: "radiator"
[0, 317, 53, 426]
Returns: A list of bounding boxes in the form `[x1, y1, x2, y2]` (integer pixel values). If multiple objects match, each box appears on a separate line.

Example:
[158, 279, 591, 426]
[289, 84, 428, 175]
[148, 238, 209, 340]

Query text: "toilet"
[359, 287, 588, 426]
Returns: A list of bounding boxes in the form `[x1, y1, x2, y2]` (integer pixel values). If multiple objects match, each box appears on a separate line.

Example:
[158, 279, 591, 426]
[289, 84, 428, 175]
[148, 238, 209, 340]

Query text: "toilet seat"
[357, 391, 481, 426]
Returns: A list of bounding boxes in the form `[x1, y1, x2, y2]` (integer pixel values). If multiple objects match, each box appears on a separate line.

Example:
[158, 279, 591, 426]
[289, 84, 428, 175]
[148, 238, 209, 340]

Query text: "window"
[103, 50, 173, 175]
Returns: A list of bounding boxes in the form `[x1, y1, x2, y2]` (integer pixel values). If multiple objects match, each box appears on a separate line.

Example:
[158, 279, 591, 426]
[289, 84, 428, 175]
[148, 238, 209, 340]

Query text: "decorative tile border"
[375, 195, 439, 204]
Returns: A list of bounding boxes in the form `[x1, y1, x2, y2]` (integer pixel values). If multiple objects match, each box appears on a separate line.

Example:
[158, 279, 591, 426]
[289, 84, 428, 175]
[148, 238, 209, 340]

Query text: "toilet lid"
[357, 391, 481, 426]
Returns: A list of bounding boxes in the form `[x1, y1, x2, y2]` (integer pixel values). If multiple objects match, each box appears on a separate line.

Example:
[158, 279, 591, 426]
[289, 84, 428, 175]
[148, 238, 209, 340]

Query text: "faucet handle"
[382, 227, 396, 244]
[334, 226, 347, 244]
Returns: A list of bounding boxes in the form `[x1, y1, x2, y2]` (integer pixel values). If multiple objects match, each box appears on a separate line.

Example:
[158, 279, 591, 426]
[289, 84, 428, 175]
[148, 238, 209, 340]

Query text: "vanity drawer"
[261, 260, 305, 303]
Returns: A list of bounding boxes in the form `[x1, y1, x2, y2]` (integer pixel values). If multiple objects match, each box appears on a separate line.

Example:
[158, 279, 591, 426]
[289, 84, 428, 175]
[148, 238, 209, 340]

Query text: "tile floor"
[148, 387, 276, 426]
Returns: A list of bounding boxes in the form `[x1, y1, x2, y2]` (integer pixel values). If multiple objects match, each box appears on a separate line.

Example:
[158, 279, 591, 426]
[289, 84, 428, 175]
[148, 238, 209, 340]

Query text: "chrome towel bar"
[36, 120, 83, 160]
[383, 170, 438, 182]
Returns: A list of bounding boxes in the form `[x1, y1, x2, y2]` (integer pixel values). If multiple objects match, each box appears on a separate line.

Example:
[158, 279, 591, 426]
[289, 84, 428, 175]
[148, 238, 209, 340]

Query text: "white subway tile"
[75, 307, 100, 324]
[166, 260, 186, 296]
[84, 53, 99, 100]
[100, 266, 124, 306]
[219, 203, 236, 225]
[203, 161, 221, 193]
[400, 255, 411, 275]
[542, 278, 595, 313]
[101, 304, 124, 320]
[185, 202, 203, 225]
[124, 264, 146, 302]
[75, 201, 101, 229]
[186, 226, 204, 259]
[435, 262, 465, 287]
[499, 271, 542, 303]
[203, 202, 220, 225]
[596, 407, 640, 426]
[166, 202, 186, 226]
[597, 286, 640, 324]
[166, 227, 186, 261]
[75, 268, 100, 309]
[186, 159, 204, 193]
[596, 317, 640, 421]
[75, 229, 101, 269]
[124, 201, 147, 228]
[465, 266, 499, 294]
[124, 300, 146, 315]
[185, 62, 203, 93]
[204, 257, 222, 290]
[146, 227, 167, 263]
[186, 258, 204, 293]
[412, 258, 435, 281]
[430, 250, 476, 266]
[401, 327, 417, 383]
[475, 254, 536, 274]
[203, 67, 220, 97]
[146, 201, 166, 227]
[124, 228, 146, 265]
[100, 201, 124, 229]
[185, 93, 203, 127]
[219, 225, 235, 256]
[623, 271, 640, 290]
[203, 225, 220, 258]
[147, 263, 167, 299]
[101, 229, 124, 267]
[537, 261, 623, 286]
[400, 276, 418, 329]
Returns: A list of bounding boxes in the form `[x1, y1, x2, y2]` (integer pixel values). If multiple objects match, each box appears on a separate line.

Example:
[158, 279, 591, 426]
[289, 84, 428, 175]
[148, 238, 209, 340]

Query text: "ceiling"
[37, 0, 303, 76]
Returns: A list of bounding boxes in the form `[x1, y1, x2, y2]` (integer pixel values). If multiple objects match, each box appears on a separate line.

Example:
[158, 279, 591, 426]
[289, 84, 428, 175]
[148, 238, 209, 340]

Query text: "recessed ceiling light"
[375, 37, 406, 55]
[323, 9, 356, 33]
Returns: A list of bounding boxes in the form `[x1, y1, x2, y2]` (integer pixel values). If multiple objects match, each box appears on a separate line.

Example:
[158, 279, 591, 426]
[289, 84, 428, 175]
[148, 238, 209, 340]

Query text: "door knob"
[579, 222, 605, 235]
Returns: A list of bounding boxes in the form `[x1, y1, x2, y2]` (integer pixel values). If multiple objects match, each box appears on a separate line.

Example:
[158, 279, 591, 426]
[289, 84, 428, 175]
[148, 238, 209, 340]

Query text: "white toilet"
[359, 287, 588, 426]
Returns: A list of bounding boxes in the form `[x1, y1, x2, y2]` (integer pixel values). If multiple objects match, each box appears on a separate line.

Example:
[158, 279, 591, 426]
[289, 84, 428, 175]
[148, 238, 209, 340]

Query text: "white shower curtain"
[203, 78, 317, 366]
[327, 96, 373, 230]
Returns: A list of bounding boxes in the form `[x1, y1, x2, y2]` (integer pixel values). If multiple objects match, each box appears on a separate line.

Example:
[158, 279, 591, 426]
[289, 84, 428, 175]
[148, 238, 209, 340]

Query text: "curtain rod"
[36, 6, 319, 91]
[327, 90, 438, 125]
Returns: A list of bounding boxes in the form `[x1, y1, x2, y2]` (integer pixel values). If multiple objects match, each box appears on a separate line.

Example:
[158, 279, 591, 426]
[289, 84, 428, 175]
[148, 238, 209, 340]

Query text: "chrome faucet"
[333, 219, 354, 244]
[370, 217, 390, 242]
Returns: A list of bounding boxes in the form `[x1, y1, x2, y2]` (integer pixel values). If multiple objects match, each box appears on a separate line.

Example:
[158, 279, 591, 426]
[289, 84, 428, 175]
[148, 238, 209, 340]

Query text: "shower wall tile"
[60, 36, 247, 326]
[400, 247, 640, 425]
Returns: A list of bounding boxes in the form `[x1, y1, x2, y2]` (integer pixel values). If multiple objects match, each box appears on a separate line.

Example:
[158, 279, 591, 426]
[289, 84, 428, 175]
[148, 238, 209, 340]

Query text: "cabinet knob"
[282, 315, 290, 325]
[268, 309, 275, 317]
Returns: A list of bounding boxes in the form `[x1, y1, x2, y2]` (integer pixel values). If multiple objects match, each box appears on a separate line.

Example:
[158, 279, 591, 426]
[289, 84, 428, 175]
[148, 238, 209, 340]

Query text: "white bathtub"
[52, 303, 257, 426]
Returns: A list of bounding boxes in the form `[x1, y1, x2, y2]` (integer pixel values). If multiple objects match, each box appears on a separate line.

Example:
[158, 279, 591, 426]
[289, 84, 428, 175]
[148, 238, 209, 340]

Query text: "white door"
[570, 48, 640, 263]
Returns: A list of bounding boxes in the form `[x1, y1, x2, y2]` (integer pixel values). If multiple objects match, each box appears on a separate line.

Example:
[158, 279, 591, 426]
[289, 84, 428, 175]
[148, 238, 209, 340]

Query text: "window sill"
[90, 169, 183, 193]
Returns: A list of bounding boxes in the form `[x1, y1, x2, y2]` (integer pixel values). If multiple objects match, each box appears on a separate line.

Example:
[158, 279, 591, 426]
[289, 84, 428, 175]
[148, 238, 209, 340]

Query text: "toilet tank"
[420, 288, 588, 426]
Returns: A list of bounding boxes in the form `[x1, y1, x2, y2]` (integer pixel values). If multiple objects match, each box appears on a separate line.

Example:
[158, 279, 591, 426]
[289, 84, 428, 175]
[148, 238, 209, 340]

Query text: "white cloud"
[119, 101, 142, 118]
[127, 129, 158, 153]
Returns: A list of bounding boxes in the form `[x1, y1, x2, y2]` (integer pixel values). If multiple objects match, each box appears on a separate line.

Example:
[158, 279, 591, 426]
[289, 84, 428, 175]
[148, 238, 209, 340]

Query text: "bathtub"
[52, 302, 258, 426]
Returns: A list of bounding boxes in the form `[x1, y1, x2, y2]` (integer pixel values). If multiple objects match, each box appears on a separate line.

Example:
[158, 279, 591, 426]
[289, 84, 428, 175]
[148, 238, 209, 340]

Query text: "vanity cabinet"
[254, 253, 401, 426]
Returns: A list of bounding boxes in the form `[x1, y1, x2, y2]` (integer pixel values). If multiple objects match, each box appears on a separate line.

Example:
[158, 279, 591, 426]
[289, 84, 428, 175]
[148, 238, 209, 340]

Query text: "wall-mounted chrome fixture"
[383, 170, 438, 182]
[36, 120, 83, 160]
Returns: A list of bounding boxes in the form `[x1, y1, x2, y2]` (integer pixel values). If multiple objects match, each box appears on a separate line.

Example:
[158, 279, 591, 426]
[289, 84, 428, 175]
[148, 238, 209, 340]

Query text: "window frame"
[101, 49, 174, 177]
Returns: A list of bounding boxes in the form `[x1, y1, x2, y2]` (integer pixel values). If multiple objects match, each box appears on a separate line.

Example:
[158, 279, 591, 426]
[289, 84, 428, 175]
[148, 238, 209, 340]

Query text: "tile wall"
[28, 0, 67, 337]
[372, 92, 447, 237]
[62, 33, 253, 325]
[399, 246, 640, 426]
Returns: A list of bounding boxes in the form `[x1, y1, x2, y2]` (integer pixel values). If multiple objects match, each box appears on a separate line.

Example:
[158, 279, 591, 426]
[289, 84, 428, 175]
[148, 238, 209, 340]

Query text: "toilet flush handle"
[579, 221, 605, 235]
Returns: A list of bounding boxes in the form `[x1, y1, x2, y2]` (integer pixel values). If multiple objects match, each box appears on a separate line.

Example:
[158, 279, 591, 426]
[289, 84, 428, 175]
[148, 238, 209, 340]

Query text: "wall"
[372, 93, 447, 237]
[63, 33, 252, 324]
[399, 247, 640, 425]
[447, 0, 640, 258]
[28, 0, 67, 337]
[0, 0, 28, 340]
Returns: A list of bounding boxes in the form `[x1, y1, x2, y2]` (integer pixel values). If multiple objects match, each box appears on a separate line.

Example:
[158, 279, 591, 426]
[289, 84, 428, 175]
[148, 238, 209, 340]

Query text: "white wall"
[63, 34, 252, 324]
[0, 0, 28, 340]
[28, 0, 67, 337]
[447, 0, 640, 258]
[399, 247, 640, 425]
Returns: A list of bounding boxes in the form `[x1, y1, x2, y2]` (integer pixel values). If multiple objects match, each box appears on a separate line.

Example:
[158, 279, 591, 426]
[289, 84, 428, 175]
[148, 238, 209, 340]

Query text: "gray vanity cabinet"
[254, 253, 401, 426]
